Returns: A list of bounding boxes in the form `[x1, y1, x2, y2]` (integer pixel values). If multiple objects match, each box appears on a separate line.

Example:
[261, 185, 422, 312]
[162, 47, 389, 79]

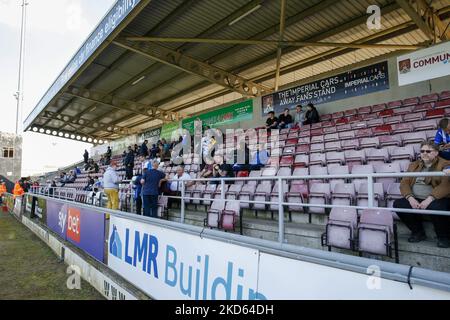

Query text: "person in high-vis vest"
[0, 181, 7, 204]
[13, 181, 24, 199]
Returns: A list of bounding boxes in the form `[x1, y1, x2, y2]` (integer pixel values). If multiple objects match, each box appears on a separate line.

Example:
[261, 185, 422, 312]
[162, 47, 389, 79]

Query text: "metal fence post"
[278, 177, 284, 244]
[181, 181, 185, 224]
[220, 179, 225, 200]
[367, 175, 374, 208]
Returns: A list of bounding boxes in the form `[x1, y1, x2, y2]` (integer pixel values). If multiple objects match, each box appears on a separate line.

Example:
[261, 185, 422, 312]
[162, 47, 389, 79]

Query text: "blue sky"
[0, 0, 115, 176]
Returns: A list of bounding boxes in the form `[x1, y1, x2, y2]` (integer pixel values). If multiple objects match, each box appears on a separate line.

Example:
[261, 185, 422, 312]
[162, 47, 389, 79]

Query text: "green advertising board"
[182, 100, 253, 134]
[160, 122, 181, 141]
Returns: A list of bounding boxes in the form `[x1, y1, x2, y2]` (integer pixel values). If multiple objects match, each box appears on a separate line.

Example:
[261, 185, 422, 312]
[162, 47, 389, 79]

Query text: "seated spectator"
[83, 175, 95, 191]
[294, 104, 305, 128]
[265, 111, 278, 131]
[393, 142, 450, 248]
[199, 162, 214, 181]
[303, 103, 320, 125]
[98, 156, 106, 166]
[167, 166, 194, 207]
[278, 108, 293, 129]
[435, 118, 450, 160]
[249, 144, 269, 170]
[88, 161, 99, 174]
[61, 170, 77, 187]
[150, 144, 159, 159]
[232, 142, 251, 172]
[212, 156, 234, 184]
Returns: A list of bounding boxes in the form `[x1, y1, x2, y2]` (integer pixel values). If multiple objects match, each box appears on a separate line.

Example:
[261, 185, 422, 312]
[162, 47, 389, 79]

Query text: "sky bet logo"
[67, 208, 81, 243]
[109, 225, 267, 300]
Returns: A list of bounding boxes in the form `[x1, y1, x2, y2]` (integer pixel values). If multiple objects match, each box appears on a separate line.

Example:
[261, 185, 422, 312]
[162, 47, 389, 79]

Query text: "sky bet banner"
[262, 61, 389, 115]
[46, 200, 105, 262]
[108, 216, 264, 300]
[397, 41, 450, 86]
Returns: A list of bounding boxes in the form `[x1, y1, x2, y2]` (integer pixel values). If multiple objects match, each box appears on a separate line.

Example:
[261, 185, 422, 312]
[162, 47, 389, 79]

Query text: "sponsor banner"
[138, 127, 162, 144]
[109, 135, 138, 154]
[34, 197, 47, 223]
[66, 206, 105, 262]
[182, 100, 254, 135]
[4, 195, 14, 213]
[46, 200, 105, 262]
[160, 122, 181, 141]
[24, 194, 33, 217]
[257, 253, 450, 299]
[13, 197, 22, 218]
[398, 41, 450, 86]
[108, 216, 260, 300]
[262, 61, 389, 115]
[24, 0, 143, 130]
[46, 200, 69, 239]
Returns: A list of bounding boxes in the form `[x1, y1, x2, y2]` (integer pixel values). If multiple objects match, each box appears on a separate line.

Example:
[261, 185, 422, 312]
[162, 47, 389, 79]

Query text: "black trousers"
[135, 196, 142, 215]
[394, 198, 450, 239]
[125, 166, 134, 180]
[143, 195, 158, 218]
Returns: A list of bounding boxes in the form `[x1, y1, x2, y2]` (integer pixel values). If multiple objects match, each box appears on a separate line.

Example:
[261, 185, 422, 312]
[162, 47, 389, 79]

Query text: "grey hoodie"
[102, 166, 120, 190]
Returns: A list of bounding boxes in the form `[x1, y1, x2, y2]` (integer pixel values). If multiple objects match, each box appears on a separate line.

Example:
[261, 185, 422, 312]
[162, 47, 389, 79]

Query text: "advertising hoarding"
[397, 41, 450, 86]
[261, 61, 389, 115]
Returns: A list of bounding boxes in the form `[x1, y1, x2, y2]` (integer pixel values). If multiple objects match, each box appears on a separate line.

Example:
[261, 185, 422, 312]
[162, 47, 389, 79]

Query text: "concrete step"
[168, 207, 450, 273]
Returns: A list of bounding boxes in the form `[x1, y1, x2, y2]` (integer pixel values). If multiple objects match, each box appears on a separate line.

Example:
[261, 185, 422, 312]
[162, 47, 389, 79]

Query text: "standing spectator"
[141, 160, 167, 218]
[265, 111, 278, 131]
[140, 140, 149, 157]
[278, 108, 293, 129]
[435, 118, 450, 160]
[103, 161, 120, 211]
[294, 105, 306, 128]
[13, 181, 24, 199]
[124, 146, 135, 180]
[133, 144, 139, 156]
[393, 142, 450, 248]
[0, 181, 6, 204]
[105, 147, 112, 165]
[303, 103, 320, 125]
[132, 174, 143, 215]
[83, 150, 89, 164]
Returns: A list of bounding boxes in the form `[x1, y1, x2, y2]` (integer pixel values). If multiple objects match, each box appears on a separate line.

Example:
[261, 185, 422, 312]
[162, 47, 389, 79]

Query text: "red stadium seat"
[439, 91, 450, 100]
[403, 112, 424, 122]
[356, 128, 373, 138]
[311, 122, 323, 130]
[294, 154, 309, 167]
[336, 117, 349, 126]
[285, 138, 298, 146]
[402, 97, 419, 106]
[387, 100, 402, 109]
[371, 103, 386, 113]
[344, 109, 358, 117]
[280, 155, 294, 167]
[420, 93, 439, 103]
[339, 130, 356, 140]
[296, 145, 310, 155]
[435, 98, 450, 109]
[379, 109, 394, 117]
[348, 115, 363, 123]
[373, 124, 392, 136]
[323, 125, 337, 134]
[362, 113, 377, 121]
[311, 135, 324, 144]
[297, 137, 310, 145]
[320, 114, 332, 121]
[358, 106, 372, 114]
[384, 115, 403, 125]
[332, 111, 344, 119]
[311, 128, 324, 136]
[324, 133, 339, 142]
[425, 109, 445, 119]
[322, 120, 336, 128]
[412, 103, 433, 112]
[367, 118, 384, 127]
[393, 106, 412, 115]
[336, 124, 351, 132]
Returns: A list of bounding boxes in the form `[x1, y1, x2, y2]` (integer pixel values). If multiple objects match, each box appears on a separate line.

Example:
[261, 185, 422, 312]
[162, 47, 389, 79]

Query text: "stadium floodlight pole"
[15, 0, 29, 135]
[274, 0, 287, 91]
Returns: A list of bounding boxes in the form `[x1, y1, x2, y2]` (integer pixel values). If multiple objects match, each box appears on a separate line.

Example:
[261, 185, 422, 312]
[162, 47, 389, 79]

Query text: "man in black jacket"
[278, 108, 293, 129]
[303, 103, 320, 125]
[140, 140, 149, 157]
[124, 146, 135, 180]
[265, 111, 278, 131]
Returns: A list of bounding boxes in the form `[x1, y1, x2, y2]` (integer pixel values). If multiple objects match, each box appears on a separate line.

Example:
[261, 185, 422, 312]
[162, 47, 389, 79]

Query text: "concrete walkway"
[0, 211, 104, 300]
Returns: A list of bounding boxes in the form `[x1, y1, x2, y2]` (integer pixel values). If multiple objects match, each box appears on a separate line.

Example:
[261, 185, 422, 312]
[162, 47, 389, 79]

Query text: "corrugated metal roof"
[26, 0, 450, 142]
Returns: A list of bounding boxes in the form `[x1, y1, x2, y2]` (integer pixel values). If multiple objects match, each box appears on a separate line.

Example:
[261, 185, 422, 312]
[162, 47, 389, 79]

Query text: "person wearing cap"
[103, 160, 120, 210]
[141, 160, 167, 218]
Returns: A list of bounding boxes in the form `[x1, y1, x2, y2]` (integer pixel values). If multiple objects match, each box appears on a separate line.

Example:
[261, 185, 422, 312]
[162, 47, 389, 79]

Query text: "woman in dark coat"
[303, 103, 320, 125]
